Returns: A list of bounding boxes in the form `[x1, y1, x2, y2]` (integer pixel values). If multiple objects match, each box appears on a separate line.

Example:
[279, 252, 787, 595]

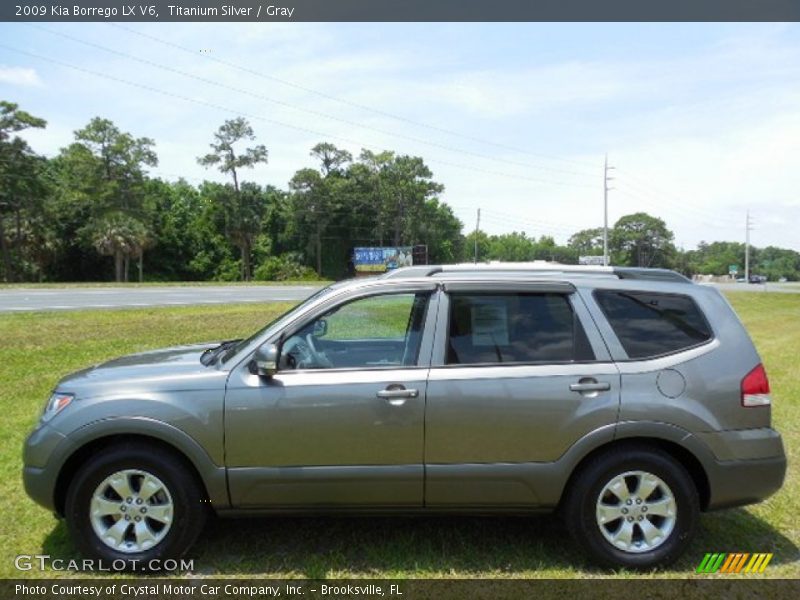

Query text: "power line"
[27, 24, 599, 182]
[614, 188, 709, 229]
[109, 22, 601, 172]
[0, 44, 598, 192]
[480, 209, 577, 234]
[613, 169, 739, 225]
[615, 179, 729, 224]
[457, 209, 577, 237]
[453, 204, 581, 232]
[614, 187, 734, 230]
[479, 218, 575, 238]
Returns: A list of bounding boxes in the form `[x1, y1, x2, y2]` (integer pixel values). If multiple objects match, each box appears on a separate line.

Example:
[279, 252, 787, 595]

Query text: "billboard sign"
[353, 247, 413, 273]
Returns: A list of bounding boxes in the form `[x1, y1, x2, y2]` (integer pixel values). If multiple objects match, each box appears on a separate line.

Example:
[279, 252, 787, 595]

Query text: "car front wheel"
[64, 442, 207, 571]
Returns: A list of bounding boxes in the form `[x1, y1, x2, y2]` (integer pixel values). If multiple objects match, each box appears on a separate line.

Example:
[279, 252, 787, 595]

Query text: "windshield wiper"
[200, 339, 241, 366]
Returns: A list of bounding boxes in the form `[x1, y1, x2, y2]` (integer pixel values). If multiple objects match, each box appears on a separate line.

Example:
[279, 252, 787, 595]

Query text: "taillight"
[741, 363, 771, 407]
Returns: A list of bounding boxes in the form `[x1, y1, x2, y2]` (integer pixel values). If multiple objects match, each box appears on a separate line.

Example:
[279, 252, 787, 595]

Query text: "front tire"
[563, 445, 699, 570]
[64, 442, 207, 571]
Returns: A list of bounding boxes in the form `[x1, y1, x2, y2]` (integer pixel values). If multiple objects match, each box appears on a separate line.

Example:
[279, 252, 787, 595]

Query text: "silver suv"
[23, 264, 786, 570]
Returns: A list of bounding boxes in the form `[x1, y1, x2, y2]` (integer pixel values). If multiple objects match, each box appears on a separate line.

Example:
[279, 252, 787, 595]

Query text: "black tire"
[64, 441, 207, 572]
[563, 444, 699, 570]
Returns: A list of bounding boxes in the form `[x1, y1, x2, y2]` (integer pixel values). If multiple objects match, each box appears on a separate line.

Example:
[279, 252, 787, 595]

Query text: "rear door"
[424, 281, 621, 507]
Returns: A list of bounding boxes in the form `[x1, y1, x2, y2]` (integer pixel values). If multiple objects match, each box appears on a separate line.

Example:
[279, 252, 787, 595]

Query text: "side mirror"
[312, 319, 328, 337]
[253, 343, 279, 378]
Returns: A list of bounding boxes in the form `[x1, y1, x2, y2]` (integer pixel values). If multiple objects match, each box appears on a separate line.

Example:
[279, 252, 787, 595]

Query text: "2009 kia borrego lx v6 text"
[23, 264, 786, 570]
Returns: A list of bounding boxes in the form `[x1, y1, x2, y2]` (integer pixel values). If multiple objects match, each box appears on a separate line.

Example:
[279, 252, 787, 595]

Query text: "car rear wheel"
[563, 445, 699, 569]
[65, 442, 207, 571]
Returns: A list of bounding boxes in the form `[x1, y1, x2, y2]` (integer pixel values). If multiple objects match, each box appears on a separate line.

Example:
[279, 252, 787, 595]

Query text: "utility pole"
[603, 154, 615, 266]
[745, 210, 753, 281]
[474, 208, 481, 264]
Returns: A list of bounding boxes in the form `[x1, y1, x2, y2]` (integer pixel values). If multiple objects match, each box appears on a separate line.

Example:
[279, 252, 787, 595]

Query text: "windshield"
[220, 283, 341, 363]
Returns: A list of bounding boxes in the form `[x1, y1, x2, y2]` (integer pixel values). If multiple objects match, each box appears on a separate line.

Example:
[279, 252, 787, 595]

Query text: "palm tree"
[91, 213, 148, 282]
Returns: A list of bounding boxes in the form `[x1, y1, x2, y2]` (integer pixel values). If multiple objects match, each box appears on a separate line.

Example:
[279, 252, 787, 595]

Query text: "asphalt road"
[705, 282, 800, 294]
[2, 281, 797, 313]
[0, 285, 322, 313]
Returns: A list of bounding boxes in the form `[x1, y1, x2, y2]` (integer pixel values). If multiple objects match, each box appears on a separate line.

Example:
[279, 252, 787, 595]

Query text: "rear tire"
[563, 445, 699, 570]
[64, 442, 207, 571]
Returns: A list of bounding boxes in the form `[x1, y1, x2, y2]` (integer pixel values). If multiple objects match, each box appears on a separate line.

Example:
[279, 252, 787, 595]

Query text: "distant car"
[778, 277, 788, 283]
[749, 275, 767, 284]
[735, 277, 746, 283]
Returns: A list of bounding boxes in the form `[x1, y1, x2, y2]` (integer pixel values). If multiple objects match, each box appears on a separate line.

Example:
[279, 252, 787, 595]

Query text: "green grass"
[0, 292, 797, 579]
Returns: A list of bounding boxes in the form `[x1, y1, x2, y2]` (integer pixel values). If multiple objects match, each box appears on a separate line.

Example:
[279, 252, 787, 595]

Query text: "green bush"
[213, 258, 243, 282]
[254, 253, 320, 281]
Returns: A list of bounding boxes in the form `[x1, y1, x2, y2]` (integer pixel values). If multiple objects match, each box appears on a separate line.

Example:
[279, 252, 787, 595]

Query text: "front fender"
[27, 416, 229, 513]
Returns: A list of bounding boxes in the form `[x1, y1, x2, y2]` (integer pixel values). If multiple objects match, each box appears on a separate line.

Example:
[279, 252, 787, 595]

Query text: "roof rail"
[611, 267, 691, 283]
[381, 262, 691, 283]
[380, 266, 443, 279]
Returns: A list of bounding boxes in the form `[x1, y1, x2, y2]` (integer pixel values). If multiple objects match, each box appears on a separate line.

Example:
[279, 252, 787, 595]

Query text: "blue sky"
[1, 22, 798, 249]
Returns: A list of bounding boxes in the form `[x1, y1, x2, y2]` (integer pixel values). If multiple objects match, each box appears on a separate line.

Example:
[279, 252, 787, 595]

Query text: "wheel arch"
[52, 419, 229, 516]
[559, 429, 712, 511]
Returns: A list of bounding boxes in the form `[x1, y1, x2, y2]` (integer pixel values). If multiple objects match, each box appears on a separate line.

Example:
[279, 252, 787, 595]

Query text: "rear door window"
[593, 290, 712, 359]
[446, 293, 595, 365]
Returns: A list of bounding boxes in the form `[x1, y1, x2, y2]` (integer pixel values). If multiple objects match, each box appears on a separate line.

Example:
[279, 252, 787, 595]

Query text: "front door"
[225, 287, 438, 508]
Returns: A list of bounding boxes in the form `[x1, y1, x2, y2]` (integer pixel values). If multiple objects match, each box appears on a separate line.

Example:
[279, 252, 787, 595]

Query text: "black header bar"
[3, 1, 800, 23]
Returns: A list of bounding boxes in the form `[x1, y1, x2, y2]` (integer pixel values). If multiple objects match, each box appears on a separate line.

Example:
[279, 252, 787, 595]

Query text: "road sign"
[729, 264, 739, 275]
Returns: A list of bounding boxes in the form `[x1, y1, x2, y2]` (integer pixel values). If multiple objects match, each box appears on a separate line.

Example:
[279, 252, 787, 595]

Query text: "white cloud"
[0, 65, 43, 87]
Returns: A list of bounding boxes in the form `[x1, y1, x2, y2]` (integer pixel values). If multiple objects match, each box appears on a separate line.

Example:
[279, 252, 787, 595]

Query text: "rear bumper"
[705, 454, 787, 510]
[697, 427, 784, 461]
[698, 427, 787, 510]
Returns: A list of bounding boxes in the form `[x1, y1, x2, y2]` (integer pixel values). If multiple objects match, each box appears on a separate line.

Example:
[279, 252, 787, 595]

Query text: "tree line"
[1, 100, 799, 283]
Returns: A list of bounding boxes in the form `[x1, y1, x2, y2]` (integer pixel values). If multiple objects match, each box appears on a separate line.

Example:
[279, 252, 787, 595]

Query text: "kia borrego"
[23, 263, 786, 569]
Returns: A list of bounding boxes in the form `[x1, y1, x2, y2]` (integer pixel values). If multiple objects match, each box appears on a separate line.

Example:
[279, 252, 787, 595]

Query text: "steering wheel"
[282, 335, 314, 369]
[282, 334, 333, 369]
[305, 334, 334, 368]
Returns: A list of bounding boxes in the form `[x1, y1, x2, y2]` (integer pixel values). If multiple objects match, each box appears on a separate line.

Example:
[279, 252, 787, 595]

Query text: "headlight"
[42, 392, 74, 422]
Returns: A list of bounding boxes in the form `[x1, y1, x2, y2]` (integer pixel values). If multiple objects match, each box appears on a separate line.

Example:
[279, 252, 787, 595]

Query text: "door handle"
[569, 381, 611, 393]
[376, 387, 418, 406]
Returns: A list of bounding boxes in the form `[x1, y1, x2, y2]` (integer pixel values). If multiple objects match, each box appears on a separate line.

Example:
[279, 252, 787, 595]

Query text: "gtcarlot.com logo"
[696, 552, 773, 574]
[14, 554, 193, 572]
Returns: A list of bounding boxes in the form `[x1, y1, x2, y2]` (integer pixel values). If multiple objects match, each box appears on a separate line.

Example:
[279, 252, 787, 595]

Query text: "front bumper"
[22, 422, 67, 513]
[23, 465, 56, 513]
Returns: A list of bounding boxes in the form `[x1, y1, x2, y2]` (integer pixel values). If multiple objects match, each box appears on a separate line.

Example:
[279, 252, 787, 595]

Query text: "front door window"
[280, 292, 430, 370]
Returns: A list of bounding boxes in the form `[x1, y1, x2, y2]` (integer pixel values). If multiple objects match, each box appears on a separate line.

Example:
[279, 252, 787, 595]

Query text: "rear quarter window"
[593, 290, 712, 359]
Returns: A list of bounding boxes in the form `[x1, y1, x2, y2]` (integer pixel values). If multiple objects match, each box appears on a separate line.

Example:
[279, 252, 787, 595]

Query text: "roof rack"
[380, 262, 691, 283]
